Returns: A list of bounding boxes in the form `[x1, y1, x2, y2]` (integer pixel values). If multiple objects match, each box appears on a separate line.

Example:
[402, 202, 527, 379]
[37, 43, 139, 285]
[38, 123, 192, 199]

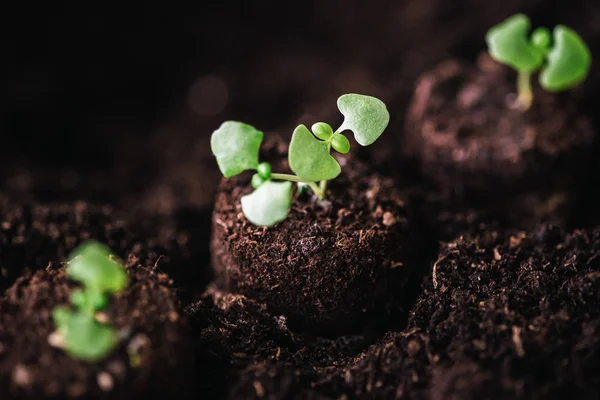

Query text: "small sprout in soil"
[211, 93, 389, 227]
[486, 13, 591, 110]
[51, 240, 128, 361]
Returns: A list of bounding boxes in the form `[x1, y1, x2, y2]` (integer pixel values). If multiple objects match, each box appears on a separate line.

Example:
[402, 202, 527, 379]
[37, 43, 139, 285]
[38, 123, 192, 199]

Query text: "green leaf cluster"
[52, 240, 128, 361]
[210, 94, 389, 227]
[486, 14, 591, 101]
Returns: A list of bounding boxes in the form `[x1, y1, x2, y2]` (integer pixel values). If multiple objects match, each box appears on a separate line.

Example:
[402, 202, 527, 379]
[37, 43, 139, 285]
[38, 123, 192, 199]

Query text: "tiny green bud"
[251, 173, 266, 189]
[532, 27, 551, 50]
[311, 122, 334, 141]
[330, 133, 350, 154]
[257, 162, 272, 179]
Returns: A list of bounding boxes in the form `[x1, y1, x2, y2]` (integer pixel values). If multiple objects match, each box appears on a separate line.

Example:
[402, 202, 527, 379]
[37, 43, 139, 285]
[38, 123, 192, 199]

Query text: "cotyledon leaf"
[540, 25, 592, 92]
[210, 121, 263, 178]
[336, 94, 390, 146]
[241, 180, 293, 227]
[485, 13, 546, 73]
[288, 124, 341, 182]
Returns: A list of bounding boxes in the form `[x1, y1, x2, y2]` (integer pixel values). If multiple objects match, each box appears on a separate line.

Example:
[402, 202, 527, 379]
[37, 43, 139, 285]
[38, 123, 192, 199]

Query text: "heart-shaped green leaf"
[210, 121, 263, 178]
[67, 241, 128, 295]
[540, 25, 592, 92]
[289, 125, 341, 181]
[337, 94, 389, 146]
[485, 13, 546, 73]
[241, 180, 292, 227]
[53, 308, 118, 361]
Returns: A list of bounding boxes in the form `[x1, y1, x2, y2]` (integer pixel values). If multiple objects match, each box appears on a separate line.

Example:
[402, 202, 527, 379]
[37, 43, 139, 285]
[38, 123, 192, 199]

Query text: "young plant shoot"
[486, 13, 591, 111]
[211, 93, 389, 227]
[52, 240, 128, 361]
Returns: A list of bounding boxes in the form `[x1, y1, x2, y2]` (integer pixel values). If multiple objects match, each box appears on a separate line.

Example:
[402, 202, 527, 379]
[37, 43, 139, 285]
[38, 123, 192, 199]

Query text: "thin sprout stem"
[270, 173, 325, 200]
[319, 180, 328, 195]
[270, 173, 305, 183]
[307, 182, 325, 200]
[517, 71, 533, 111]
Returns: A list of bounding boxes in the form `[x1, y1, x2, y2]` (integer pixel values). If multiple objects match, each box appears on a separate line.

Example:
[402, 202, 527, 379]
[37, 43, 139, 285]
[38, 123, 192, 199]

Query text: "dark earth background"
[3, 0, 600, 398]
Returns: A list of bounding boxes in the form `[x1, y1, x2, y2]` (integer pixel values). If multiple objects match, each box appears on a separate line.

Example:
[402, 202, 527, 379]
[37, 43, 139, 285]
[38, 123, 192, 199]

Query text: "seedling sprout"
[486, 13, 591, 110]
[211, 93, 390, 227]
[52, 240, 128, 361]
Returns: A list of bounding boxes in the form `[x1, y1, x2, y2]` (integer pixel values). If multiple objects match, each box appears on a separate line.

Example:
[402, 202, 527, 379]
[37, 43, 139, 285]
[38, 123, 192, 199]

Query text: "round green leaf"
[336, 94, 390, 146]
[311, 122, 333, 141]
[540, 25, 592, 92]
[330, 133, 350, 154]
[210, 121, 263, 178]
[53, 310, 118, 361]
[485, 13, 546, 73]
[67, 240, 128, 294]
[288, 124, 341, 181]
[241, 180, 292, 227]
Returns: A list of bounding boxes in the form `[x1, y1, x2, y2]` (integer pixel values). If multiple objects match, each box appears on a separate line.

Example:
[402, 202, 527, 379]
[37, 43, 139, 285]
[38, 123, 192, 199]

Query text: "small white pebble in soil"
[97, 372, 114, 391]
[12, 364, 32, 387]
[47, 331, 65, 348]
[276, 315, 289, 331]
[382, 212, 396, 226]
[95, 312, 110, 324]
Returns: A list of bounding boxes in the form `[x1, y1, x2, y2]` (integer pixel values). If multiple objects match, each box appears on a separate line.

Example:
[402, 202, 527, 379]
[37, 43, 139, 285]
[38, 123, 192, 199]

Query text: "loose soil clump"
[211, 139, 419, 335]
[403, 54, 595, 227]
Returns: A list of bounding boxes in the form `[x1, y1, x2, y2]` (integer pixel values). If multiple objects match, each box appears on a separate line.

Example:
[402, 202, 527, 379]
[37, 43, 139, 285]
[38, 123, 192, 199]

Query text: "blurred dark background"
[2, 0, 600, 214]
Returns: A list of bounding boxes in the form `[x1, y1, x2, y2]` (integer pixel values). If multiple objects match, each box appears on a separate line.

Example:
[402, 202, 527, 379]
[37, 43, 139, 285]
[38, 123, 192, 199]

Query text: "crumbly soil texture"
[4, 2, 600, 398]
[403, 53, 595, 228]
[211, 139, 420, 336]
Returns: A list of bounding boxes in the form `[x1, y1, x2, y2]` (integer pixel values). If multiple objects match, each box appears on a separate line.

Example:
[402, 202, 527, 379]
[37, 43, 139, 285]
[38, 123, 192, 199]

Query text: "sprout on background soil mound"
[486, 13, 591, 111]
[52, 240, 128, 361]
[210, 93, 390, 227]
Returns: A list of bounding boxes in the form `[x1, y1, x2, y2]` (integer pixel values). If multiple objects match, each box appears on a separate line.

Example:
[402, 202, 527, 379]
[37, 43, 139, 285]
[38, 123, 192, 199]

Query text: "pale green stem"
[319, 180, 328, 195]
[270, 173, 325, 200]
[517, 71, 533, 111]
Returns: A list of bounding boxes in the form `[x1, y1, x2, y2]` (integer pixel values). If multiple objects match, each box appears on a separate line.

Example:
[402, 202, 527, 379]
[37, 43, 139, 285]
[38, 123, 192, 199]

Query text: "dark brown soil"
[309, 225, 600, 399]
[201, 225, 600, 399]
[0, 260, 194, 399]
[4, 1, 600, 398]
[211, 139, 419, 335]
[403, 53, 595, 228]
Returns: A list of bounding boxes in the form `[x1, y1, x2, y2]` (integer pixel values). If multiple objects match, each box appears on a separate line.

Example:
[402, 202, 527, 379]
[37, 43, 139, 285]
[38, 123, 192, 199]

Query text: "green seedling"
[486, 13, 591, 110]
[52, 240, 128, 361]
[211, 93, 389, 227]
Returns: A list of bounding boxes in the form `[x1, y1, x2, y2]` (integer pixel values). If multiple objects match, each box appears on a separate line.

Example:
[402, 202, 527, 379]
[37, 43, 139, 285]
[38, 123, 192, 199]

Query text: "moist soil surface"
[193, 225, 600, 399]
[403, 53, 595, 228]
[0, 264, 194, 400]
[4, 1, 600, 398]
[211, 139, 419, 336]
